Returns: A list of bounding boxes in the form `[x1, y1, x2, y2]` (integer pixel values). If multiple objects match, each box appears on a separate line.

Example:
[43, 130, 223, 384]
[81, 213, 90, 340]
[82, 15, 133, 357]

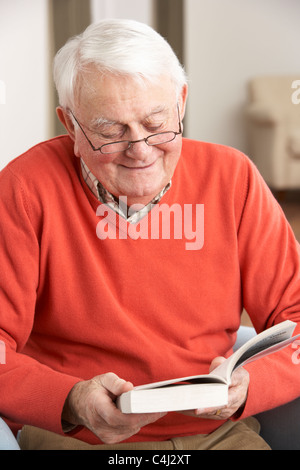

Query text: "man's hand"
[194, 357, 250, 420]
[62, 372, 166, 444]
[180, 357, 250, 420]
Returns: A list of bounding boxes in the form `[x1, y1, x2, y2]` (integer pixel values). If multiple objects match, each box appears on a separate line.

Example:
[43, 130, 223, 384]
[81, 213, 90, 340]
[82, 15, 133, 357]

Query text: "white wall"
[0, 0, 154, 170]
[184, 0, 300, 154]
[91, 0, 154, 25]
[5, 1, 297, 169]
[0, 0, 51, 169]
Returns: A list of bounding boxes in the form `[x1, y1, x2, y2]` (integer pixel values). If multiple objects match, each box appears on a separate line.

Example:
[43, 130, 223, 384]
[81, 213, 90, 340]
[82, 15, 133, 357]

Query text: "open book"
[117, 320, 299, 413]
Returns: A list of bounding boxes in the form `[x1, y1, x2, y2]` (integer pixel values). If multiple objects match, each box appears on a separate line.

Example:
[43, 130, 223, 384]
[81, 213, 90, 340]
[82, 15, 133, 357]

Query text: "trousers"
[18, 417, 271, 450]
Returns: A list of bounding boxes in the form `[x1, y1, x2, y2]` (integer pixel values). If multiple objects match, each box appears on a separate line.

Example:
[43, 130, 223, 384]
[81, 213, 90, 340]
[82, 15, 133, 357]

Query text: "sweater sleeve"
[236, 156, 300, 417]
[0, 167, 81, 434]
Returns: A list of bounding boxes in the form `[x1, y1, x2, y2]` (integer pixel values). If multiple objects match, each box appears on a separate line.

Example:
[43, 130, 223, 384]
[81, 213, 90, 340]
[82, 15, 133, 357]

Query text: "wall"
[0, 0, 154, 170]
[4, 1, 297, 168]
[0, 0, 51, 169]
[91, 0, 154, 25]
[184, 0, 300, 154]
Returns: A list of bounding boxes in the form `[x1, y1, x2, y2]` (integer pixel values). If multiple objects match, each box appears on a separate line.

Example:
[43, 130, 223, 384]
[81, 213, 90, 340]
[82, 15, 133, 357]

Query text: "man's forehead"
[75, 69, 176, 116]
[89, 105, 169, 128]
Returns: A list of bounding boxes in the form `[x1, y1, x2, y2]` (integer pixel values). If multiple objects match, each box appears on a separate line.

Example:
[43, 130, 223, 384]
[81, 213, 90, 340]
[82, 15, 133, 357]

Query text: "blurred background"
[0, 0, 300, 326]
[0, 0, 299, 158]
[0, 0, 299, 163]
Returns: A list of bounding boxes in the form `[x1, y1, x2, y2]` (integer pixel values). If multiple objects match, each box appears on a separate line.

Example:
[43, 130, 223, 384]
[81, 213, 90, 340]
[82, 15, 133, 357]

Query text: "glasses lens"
[147, 132, 176, 146]
[100, 132, 177, 154]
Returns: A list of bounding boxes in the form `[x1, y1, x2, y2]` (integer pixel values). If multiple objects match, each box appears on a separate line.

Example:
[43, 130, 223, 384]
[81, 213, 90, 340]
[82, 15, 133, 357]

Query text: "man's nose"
[125, 137, 153, 159]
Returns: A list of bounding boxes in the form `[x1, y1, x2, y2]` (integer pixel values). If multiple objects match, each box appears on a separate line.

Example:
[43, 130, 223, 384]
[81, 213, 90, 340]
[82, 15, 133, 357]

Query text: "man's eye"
[101, 134, 121, 140]
[94, 131, 124, 141]
[145, 123, 164, 133]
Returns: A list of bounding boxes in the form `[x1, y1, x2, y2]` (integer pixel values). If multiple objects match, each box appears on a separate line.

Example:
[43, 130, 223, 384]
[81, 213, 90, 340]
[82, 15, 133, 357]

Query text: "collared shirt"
[80, 158, 171, 224]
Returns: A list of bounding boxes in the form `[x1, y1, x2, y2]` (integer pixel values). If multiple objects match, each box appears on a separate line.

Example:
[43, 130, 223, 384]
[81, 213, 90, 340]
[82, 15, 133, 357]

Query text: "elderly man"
[0, 19, 299, 451]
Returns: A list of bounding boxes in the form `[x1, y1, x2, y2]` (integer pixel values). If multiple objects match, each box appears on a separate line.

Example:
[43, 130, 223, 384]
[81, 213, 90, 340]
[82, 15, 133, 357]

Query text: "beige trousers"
[18, 417, 271, 450]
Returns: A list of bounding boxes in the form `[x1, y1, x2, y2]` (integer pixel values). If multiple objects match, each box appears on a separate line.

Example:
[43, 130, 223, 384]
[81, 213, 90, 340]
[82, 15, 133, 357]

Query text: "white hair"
[53, 19, 187, 109]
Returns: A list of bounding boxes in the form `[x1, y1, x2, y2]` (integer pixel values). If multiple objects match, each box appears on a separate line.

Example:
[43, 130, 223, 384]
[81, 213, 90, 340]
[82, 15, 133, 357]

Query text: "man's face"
[60, 68, 187, 206]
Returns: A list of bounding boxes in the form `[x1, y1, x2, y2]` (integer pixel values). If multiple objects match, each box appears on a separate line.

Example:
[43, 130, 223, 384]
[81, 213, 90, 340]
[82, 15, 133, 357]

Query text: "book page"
[233, 331, 300, 369]
[210, 320, 298, 383]
[133, 373, 227, 391]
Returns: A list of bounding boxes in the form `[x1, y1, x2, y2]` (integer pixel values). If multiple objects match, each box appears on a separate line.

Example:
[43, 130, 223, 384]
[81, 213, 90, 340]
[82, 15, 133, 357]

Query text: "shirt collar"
[80, 158, 171, 223]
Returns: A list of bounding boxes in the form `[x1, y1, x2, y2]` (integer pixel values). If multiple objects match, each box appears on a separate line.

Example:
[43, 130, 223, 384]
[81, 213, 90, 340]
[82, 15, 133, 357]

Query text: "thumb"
[93, 372, 134, 398]
[209, 356, 226, 373]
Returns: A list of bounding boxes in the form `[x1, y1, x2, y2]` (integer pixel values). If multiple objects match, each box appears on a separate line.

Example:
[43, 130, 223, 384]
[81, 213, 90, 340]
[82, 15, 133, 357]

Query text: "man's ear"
[56, 107, 76, 141]
[179, 84, 188, 121]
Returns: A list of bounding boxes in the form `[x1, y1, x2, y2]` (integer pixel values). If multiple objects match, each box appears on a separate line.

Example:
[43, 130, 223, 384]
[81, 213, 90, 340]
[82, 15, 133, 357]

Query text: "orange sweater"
[0, 136, 300, 444]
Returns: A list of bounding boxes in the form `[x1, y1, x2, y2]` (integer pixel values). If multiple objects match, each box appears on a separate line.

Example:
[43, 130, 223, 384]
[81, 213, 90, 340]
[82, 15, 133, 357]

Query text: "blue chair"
[0, 417, 20, 450]
[236, 326, 300, 450]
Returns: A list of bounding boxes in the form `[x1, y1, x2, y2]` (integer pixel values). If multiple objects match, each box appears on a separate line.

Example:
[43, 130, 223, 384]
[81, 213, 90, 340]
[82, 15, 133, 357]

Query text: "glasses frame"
[68, 104, 182, 155]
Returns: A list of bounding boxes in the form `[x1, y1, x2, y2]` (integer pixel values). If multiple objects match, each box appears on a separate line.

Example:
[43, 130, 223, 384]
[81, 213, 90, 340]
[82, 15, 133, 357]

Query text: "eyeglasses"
[68, 105, 182, 155]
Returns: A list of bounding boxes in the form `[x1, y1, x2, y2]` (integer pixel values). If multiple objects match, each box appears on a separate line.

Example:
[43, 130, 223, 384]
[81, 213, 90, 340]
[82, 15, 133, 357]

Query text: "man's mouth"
[120, 161, 156, 170]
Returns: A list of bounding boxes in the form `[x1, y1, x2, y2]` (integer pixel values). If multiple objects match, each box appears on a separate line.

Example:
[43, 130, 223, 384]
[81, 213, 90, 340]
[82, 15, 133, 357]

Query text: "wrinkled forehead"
[73, 65, 178, 120]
